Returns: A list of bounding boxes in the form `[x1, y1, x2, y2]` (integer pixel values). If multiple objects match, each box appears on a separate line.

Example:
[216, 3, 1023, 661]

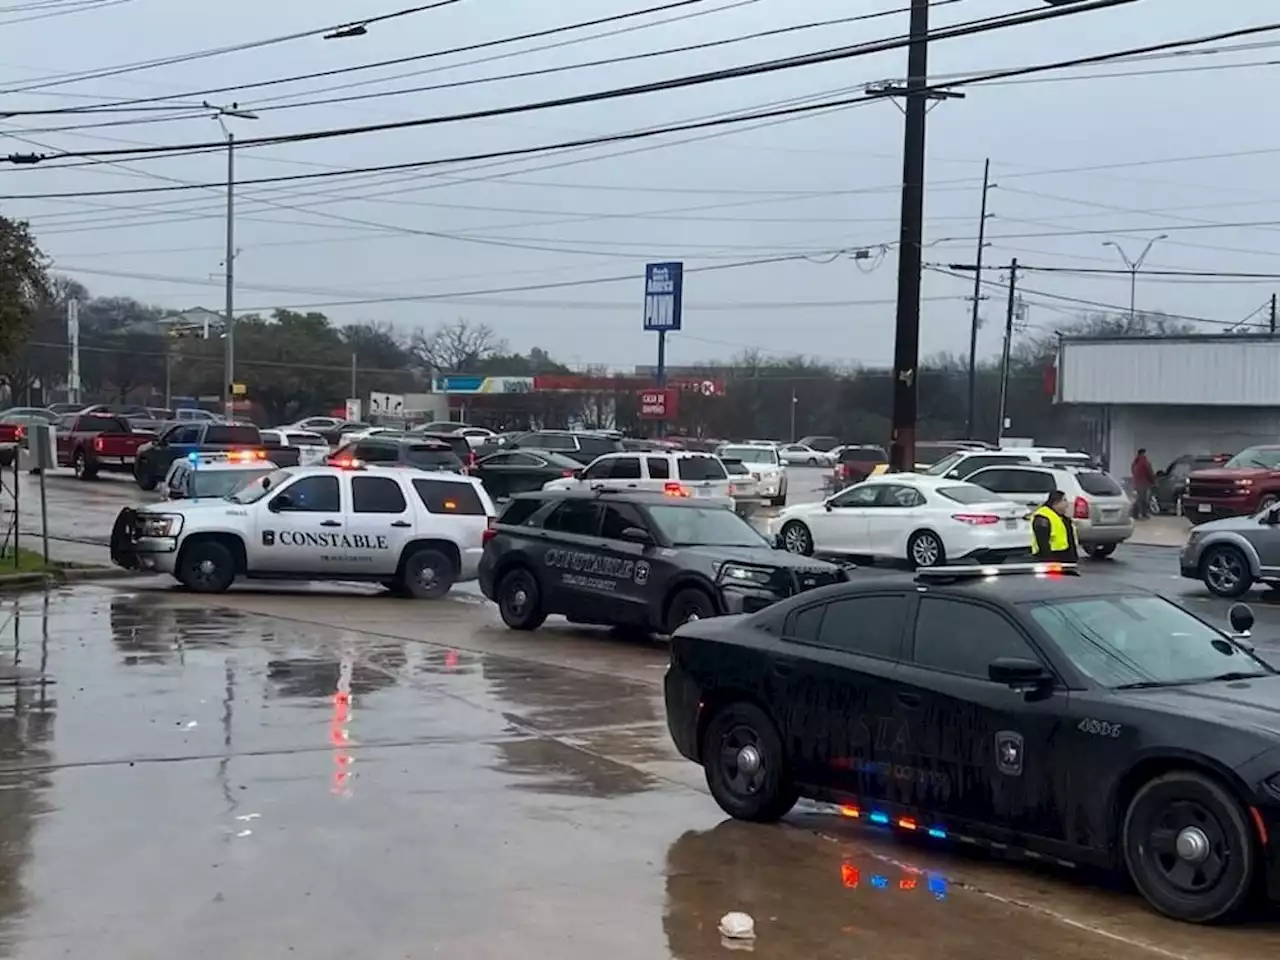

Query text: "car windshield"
[937, 484, 1001, 504]
[1226, 447, 1280, 469]
[924, 451, 966, 476]
[647, 505, 771, 548]
[720, 446, 777, 465]
[1027, 595, 1271, 688]
[191, 468, 274, 499]
[227, 468, 292, 504]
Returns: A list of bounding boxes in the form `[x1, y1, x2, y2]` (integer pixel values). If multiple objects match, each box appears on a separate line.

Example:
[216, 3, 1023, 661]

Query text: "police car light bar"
[914, 562, 1079, 581]
[187, 449, 266, 464]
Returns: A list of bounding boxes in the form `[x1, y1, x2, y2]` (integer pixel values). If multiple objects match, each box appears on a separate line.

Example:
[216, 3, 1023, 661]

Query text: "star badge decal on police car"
[634, 561, 650, 586]
[262, 531, 275, 546]
[995, 730, 1023, 777]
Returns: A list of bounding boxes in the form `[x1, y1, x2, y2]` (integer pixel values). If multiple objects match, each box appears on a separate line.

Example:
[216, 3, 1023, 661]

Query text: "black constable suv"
[479, 489, 847, 635]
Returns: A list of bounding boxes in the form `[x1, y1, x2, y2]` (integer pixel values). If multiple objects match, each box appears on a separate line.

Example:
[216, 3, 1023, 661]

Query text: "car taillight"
[1073, 496, 1090, 519]
[951, 513, 1000, 525]
[14, 426, 24, 440]
[664, 482, 691, 498]
[93, 436, 104, 452]
[481, 517, 497, 545]
[562, 469, 576, 477]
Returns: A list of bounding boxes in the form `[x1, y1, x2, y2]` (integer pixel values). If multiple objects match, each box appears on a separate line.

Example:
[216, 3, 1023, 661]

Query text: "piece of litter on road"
[719, 937, 755, 952]
[235, 813, 260, 822]
[718, 912, 755, 940]
[235, 829, 252, 838]
[185, 721, 198, 729]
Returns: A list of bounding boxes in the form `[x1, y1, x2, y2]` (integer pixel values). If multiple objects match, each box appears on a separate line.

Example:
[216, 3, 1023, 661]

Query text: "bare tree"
[410, 318, 505, 373]
[0, 216, 52, 372]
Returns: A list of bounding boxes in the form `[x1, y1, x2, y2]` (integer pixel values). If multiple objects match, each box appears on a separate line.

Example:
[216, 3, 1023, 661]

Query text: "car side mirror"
[824, 501, 834, 512]
[1229, 602, 1255, 636]
[268, 494, 292, 513]
[619, 525, 652, 544]
[988, 657, 1052, 687]
[573, 468, 584, 479]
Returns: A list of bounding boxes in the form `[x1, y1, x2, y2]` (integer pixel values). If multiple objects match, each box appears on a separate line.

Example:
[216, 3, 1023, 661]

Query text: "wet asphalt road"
[6, 468, 1280, 955]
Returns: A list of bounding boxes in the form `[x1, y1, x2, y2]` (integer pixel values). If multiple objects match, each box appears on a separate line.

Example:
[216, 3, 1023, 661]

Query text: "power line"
[0, 0, 137, 27]
[0, 1, 467, 95]
[4, 11, 1255, 200]
[3, 0, 1147, 162]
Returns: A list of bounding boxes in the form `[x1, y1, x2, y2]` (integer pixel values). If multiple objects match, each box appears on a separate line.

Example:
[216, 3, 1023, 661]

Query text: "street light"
[1103, 234, 1168, 324]
[206, 103, 259, 418]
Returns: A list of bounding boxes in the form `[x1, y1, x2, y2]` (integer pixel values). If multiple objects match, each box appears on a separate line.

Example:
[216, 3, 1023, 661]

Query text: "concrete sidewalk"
[1127, 515, 1189, 548]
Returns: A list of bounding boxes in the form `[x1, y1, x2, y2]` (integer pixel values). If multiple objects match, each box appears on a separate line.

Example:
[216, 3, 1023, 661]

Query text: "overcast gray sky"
[0, 0, 1273, 369]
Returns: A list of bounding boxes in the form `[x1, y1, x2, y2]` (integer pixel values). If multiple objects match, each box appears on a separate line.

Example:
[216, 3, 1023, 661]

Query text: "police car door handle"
[390, 520, 411, 528]
[771, 661, 794, 677]
[319, 520, 342, 527]
[896, 691, 921, 709]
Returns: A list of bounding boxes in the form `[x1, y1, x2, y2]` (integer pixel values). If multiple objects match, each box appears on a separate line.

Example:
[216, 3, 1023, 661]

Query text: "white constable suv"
[110, 462, 496, 598]
[542, 451, 733, 509]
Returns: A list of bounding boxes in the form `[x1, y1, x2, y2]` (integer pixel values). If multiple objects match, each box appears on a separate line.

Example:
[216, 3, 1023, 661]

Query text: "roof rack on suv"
[915, 562, 1079, 582]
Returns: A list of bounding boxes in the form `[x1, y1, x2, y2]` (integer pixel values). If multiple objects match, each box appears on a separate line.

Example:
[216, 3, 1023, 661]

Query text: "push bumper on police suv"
[715, 561, 847, 614]
[110, 507, 181, 574]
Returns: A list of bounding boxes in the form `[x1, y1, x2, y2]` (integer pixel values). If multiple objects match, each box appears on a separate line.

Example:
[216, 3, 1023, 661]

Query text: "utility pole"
[996, 259, 1019, 446]
[223, 131, 236, 420]
[66, 298, 80, 406]
[1270, 293, 1277, 335]
[965, 158, 991, 440]
[350, 351, 358, 397]
[789, 387, 797, 442]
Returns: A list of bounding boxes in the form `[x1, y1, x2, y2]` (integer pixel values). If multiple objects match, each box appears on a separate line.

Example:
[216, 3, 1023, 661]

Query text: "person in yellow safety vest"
[1030, 490, 1079, 562]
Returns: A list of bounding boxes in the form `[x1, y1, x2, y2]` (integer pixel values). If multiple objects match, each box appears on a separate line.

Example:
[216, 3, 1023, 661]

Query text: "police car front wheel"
[176, 540, 236, 594]
[666, 587, 716, 634]
[1122, 771, 1257, 923]
[701, 701, 798, 823]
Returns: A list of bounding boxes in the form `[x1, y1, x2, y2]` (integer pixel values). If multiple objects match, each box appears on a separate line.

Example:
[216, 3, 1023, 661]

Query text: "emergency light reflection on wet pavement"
[1, 583, 1280, 958]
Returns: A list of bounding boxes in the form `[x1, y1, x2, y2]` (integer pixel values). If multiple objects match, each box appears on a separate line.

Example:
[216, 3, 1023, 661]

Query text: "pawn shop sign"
[639, 388, 677, 420]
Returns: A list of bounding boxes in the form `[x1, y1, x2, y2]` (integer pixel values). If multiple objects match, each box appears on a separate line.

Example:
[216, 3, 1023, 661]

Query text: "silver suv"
[966, 464, 1134, 558]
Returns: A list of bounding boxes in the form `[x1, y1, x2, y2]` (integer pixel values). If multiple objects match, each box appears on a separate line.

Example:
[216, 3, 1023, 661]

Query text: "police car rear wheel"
[135, 468, 158, 491]
[780, 521, 813, 556]
[702, 702, 798, 823]
[666, 588, 715, 634]
[400, 548, 455, 600]
[177, 541, 235, 594]
[1122, 771, 1256, 923]
[498, 568, 545, 630]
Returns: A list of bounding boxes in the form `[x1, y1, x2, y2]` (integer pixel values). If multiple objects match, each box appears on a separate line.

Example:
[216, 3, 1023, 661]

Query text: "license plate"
[121, 456, 134, 464]
[696, 487, 711, 497]
[1101, 509, 1119, 521]
[1198, 503, 1211, 514]
[1004, 518, 1017, 529]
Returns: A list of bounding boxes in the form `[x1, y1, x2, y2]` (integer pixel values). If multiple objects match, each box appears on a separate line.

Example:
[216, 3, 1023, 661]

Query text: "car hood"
[1191, 467, 1269, 481]
[738, 461, 781, 475]
[777, 500, 830, 521]
[138, 498, 241, 516]
[1190, 513, 1266, 533]
[677, 544, 843, 572]
[1116, 675, 1280, 736]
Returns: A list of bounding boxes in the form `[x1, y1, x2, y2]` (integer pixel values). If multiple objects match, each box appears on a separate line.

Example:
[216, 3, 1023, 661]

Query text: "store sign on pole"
[344, 398, 362, 421]
[368, 392, 405, 417]
[639, 388, 677, 420]
[643, 262, 683, 332]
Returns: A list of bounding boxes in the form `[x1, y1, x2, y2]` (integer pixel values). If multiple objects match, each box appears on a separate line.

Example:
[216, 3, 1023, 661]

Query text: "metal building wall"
[1105, 405, 1280, 480]
[1058, 337, 1280, 406]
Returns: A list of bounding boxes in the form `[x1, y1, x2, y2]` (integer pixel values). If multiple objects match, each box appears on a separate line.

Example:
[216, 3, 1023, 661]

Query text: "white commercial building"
[1055, 334, 1280, 474]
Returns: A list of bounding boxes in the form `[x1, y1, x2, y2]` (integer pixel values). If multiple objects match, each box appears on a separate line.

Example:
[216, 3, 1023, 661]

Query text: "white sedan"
[773, 475, 1027, 567]
[777, 443, 833, 467]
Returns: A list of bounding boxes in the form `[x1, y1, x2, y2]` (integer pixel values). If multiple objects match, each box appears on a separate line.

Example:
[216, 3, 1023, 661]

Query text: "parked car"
[498, 429, 624, 465]
[173, 407, 224, 423]
[469, 449, 582, 501]
[133, 421, 297, 490]
[329, 435, 464, 472]
[1179, 502, 1280, 596]
[716, 444, 788, 506]
[796, 435, 840, 452]
[1148, 452, 1232, 516]
[722, 457, 760, 511]
[922, 446, 1094, 481]
[777, 443, 834, 467]
[0, 407, 57, 423]
[966, 464, 1134, 558]
[259, 429, 331, 466]
[1184, 446, 1280, 522]
[45, 402, 84, 416]
[829, 444, 889, 489]
[543, 451, 733, 508]
[57, 414, 154, 480]
[775, 474, 1027, 567]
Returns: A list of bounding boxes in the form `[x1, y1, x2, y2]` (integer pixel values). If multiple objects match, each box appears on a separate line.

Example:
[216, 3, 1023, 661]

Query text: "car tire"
[907, 530, 946, 568]
[1260, 495, 1280, 513]
[806, 457, 817, 466]
[135, 468, 158, 492]
[176, 540, 236, 594]
[1148, 491, 1162, 516]
[497, 567, 546, 630]
[665, 587, 716, 634]
[399, 547, 456, 600]
[1084, 543, 1118, 560]
[780, 520, 813, 556]
[701, 701, 799, 823]
[1200, 545, 1253, 598]
[1122, 771, 1257, 924]
[73, 450, 97, 481]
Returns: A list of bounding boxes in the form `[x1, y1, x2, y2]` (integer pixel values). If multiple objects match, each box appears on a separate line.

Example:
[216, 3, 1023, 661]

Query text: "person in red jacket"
[1131, 448, 1156, 519]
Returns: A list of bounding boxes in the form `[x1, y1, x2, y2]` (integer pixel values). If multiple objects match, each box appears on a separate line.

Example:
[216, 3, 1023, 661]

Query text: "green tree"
[0, 215, 52, 383]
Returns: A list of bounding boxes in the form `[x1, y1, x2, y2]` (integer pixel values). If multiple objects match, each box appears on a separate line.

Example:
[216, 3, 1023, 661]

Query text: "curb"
[0, 566, 135, 592]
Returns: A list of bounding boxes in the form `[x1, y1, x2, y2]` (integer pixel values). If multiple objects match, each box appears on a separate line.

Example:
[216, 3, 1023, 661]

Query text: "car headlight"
[719, 563, 774, 586]
[138, 514, 182, 538]
[1263, 773, 1280, 802]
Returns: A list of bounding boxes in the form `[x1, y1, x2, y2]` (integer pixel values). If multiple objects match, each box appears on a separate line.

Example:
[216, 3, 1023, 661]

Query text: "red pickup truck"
[1184, 445, 1280, 522]
[57, 415, 153, 480]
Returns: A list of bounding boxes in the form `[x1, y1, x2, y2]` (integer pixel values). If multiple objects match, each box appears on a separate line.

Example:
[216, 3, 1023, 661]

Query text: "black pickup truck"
[132, 421, 300, 490]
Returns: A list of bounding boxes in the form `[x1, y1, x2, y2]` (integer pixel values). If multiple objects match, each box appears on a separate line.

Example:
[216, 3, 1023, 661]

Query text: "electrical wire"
[0, 0, 136, 27]
[4, 0, 1144, 161]
[0, 1, 467, 95]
